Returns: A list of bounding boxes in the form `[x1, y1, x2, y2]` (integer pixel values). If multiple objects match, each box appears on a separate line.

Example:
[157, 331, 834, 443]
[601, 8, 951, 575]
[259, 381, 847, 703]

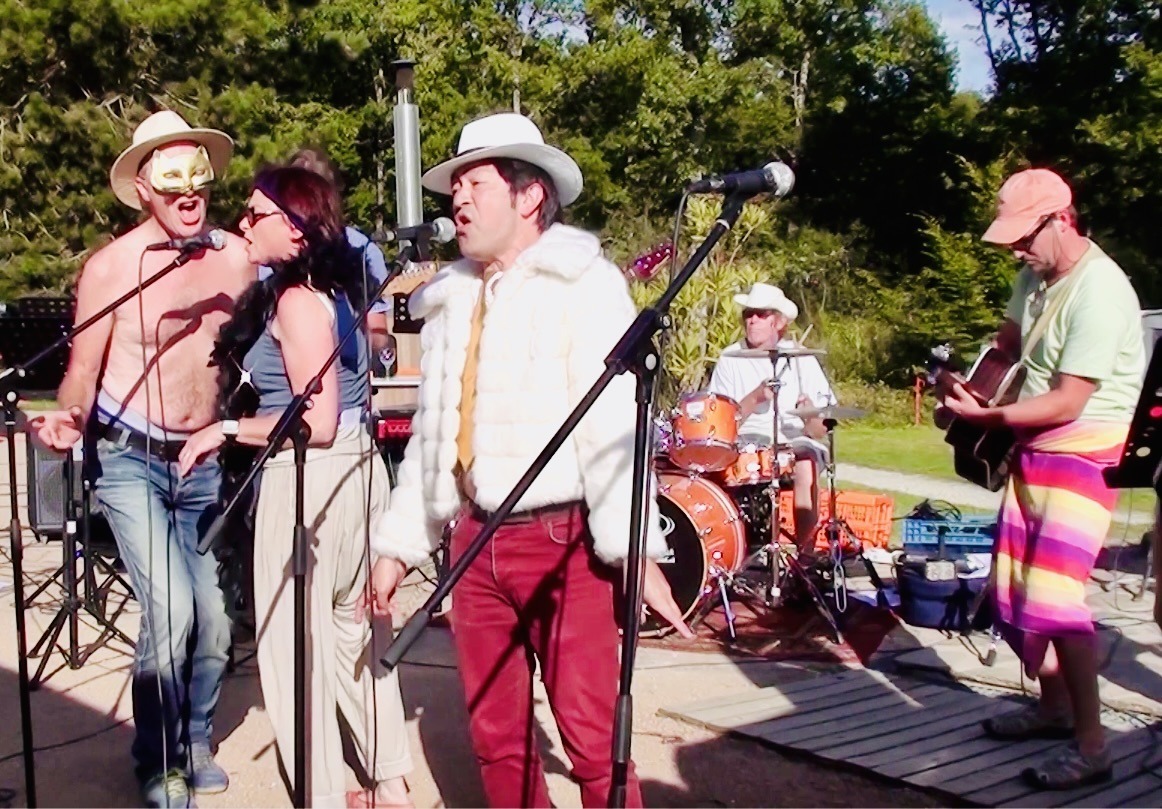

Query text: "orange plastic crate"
[778, 490, 894, 551]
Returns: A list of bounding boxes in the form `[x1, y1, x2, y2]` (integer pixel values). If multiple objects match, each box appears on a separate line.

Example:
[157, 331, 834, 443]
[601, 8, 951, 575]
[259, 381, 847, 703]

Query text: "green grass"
[833, 423, 957, 479]
[833, 423, 1156, 537]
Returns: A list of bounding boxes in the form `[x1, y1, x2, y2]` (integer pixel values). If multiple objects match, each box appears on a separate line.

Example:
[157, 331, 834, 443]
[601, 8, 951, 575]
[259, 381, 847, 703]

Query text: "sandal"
[1021, 742, 1113, 790]
[346, 789, 413, 809]
[982, 705, 1074, 740]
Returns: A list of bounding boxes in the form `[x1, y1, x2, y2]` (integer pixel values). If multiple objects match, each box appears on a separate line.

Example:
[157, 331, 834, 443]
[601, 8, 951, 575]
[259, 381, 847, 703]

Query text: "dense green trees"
[1, 0, 1158, 389]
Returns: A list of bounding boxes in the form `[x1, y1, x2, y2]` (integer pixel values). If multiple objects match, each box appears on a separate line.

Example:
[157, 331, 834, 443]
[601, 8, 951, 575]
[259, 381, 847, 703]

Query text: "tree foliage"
[0, 0, 1159, 393]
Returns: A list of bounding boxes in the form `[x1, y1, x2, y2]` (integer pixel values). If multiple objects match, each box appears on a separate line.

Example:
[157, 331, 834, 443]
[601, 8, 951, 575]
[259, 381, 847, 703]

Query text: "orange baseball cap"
[982, 169, 1073, 244]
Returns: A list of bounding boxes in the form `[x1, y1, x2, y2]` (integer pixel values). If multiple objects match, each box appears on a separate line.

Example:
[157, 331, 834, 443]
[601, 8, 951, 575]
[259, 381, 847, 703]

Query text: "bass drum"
[643, 473, 746, 634]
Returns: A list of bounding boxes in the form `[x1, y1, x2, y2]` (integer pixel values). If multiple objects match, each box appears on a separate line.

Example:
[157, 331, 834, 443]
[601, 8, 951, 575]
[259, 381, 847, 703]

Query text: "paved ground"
[1, 432, 1158, 808]
[837, 462, 1155, 526]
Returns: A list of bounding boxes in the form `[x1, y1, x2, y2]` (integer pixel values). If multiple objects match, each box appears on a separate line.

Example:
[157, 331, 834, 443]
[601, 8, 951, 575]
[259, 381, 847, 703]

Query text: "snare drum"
[720, 442, 797, 487]
[670, 392, 739, 472]
[643, 473, 746, 633]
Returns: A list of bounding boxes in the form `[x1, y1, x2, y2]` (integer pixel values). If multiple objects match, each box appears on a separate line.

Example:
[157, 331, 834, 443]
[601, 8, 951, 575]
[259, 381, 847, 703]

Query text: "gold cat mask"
[148, 146, 216, 195]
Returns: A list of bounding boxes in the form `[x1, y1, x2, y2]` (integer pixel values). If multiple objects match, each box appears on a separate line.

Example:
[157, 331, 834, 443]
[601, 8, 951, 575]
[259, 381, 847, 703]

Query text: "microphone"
[376, 217, 457, 245]
[145, 229, 228, 253]
[686, 162, 795, 198]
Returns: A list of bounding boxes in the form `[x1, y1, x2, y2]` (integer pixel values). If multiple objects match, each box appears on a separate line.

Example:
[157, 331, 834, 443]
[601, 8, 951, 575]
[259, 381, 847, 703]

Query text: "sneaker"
[982, 705, 1075, 740]
[1021, 742, 1113, 790]
[142, 769, 196, 808]
[189, 742, 229, 794]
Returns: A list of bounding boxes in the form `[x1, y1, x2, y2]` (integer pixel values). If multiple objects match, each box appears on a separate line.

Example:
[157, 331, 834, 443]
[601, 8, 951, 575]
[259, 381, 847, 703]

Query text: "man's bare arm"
[57, 255, 116, 420]
[367, 312, 390, 355]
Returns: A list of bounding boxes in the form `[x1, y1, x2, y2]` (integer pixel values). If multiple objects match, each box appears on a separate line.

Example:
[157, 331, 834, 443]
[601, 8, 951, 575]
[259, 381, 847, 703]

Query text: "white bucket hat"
[733, 282, 799, 321]
[109, 110, 234, 210]
[421, 113, 583, 206]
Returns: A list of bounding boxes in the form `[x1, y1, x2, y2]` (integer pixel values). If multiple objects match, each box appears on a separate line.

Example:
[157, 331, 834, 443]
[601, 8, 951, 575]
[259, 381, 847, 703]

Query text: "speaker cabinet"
[25, 441, 80, 536]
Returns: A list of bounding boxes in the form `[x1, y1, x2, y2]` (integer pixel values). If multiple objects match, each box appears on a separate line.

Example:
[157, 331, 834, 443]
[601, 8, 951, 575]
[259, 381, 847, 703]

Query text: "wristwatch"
[221, 419, 240, 440]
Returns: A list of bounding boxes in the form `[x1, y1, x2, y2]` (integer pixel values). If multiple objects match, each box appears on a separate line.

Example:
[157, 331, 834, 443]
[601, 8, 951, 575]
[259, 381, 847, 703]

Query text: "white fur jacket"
[370, 224, 666, 567]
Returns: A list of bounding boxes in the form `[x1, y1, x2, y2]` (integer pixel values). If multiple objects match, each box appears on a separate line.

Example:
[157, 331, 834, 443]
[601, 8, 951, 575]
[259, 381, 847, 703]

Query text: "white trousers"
[254, 429, 412, 807]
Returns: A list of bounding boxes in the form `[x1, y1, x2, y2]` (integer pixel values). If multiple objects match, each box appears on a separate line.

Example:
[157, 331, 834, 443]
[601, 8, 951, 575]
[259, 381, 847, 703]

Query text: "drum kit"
[646, 345, 872, 644]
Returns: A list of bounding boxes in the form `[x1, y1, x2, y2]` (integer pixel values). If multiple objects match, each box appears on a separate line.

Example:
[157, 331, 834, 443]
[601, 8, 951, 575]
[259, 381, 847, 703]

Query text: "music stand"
[0, 310, 72, 395]
[1102, 339, 1162, 601]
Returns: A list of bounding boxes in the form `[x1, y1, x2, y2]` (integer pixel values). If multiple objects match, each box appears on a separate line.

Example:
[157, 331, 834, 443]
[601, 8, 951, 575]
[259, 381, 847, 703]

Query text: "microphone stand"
[379, 192, 753, 808]
[0, 243, 211, 808]
[196, 239, 424, 808]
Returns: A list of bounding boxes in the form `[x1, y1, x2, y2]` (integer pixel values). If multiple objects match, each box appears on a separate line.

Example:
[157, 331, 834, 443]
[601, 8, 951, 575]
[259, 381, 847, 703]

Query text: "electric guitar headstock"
[624, 243, 673, 282]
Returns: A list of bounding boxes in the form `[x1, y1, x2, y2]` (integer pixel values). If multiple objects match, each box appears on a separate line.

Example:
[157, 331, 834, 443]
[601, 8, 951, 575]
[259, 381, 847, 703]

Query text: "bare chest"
[111, 263, 238, 351]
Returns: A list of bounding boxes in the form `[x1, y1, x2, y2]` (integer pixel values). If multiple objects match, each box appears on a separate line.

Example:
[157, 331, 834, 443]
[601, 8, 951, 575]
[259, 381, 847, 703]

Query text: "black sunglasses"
[242, 206, 280, 227]
[1009, 214, 1055, 252]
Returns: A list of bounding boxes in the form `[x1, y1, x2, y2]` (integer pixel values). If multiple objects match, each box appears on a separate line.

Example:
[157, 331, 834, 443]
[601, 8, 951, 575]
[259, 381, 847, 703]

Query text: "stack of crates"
[902, 515, 996, 559]
[778, 490, 894, 552]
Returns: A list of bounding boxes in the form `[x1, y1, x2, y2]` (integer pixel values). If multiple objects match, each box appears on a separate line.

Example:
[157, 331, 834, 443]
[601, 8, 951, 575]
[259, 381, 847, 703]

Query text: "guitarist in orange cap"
[942, 168, 1144, 791]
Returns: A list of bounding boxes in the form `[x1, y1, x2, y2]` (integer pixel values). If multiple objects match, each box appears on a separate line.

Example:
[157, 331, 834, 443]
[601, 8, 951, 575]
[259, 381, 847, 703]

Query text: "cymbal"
[786, 404, 869, 421]
[721, 346, 827, 359]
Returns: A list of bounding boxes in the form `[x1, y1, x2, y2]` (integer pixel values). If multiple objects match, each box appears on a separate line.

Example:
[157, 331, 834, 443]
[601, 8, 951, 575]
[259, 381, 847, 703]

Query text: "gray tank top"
[242, 291, 369, 416]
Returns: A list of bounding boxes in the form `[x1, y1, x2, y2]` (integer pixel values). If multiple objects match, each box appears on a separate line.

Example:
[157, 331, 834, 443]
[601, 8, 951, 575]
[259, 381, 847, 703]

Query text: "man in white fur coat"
[368, 112, 692, 807]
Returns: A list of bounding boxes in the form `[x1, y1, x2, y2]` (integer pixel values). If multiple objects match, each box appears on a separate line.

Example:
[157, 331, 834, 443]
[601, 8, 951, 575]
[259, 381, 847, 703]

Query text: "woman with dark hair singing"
[178, 165, 413, 807]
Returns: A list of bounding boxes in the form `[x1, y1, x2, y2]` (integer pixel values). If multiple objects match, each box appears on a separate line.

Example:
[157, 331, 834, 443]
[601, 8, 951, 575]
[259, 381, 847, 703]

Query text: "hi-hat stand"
[197, 238, 428, 808]
[380, 191, 763, 808]
[0, 241, 212, 808]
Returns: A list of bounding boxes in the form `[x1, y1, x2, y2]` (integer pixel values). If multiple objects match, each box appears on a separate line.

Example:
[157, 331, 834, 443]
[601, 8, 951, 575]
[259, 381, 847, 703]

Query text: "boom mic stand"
[379, 192, 754, 808]
[0, 242, 213, 808]
[196, 238, 426, 808]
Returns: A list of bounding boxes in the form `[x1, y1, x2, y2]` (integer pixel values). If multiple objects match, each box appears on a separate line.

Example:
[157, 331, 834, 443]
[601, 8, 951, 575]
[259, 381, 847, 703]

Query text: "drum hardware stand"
[379, 192, 756, 809]
[747, 350, 844, 644]
[817, 416, 893, 613]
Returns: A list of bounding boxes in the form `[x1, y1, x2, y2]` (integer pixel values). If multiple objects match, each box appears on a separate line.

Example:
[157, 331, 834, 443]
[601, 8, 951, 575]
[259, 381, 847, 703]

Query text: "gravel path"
[836, 462, 1155, 526]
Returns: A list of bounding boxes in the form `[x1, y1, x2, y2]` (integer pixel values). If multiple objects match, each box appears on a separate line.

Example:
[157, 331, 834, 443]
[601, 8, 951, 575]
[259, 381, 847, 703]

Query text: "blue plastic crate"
[902, 516, 996, 558]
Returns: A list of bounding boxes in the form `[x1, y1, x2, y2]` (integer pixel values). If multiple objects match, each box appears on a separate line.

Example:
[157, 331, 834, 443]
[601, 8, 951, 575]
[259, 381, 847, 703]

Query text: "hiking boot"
[142, 769, 196, 808]
[189, 742, 229, 794]
[982, 705, 1075, 741]
[1021, 742, 1113, 790]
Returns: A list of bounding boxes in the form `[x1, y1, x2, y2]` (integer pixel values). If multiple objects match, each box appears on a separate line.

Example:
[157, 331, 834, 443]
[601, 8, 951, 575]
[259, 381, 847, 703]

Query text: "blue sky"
[925, 0, 994, 93]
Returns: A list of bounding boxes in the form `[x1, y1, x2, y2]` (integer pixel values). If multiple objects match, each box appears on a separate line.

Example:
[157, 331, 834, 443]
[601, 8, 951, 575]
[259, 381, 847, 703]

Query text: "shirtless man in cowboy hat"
[30, 110, 255, 807]
[369, 111, 692, 807]
[707, 282, 837, 559]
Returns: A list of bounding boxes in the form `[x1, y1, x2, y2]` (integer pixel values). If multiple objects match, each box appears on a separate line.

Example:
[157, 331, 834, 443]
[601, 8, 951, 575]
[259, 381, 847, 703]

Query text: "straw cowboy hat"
[421, 112, 583, 206]
[109, 110, 234, 210]
[733, 282, 799, 321]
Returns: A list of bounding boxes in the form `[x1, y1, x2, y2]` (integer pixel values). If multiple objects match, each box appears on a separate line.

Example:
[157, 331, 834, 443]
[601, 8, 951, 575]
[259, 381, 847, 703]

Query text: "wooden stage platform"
[661, 668, 1162, 806]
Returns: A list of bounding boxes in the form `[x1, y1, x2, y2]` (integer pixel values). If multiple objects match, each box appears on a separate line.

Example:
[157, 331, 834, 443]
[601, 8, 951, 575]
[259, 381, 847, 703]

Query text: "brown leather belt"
[98, 422, 189, 464]
[467, 499, 585, 525]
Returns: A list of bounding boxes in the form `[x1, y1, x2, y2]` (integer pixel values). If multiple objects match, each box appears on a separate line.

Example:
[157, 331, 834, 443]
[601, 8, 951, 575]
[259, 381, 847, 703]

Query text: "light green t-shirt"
[1003, 242, 1145, 422]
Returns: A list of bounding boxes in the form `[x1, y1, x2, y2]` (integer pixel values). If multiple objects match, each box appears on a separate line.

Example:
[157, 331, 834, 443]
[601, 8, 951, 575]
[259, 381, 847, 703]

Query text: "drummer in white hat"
[707, 282, 838, 558]
[30, 110, 254, 807]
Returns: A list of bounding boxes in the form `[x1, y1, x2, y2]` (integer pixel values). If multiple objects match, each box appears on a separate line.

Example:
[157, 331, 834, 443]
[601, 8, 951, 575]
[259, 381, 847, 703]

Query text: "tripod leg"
[29, 609, 68, 689]
[783, 551, 844, 645]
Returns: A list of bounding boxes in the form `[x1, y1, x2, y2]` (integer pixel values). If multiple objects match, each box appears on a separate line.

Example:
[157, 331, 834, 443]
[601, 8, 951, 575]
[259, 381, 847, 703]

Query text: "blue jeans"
[93, 437, 231, 781]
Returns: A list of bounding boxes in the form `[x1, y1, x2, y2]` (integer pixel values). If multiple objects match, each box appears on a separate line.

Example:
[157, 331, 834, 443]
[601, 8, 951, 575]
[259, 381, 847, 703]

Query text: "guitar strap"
[1019, 257, 1091, 363]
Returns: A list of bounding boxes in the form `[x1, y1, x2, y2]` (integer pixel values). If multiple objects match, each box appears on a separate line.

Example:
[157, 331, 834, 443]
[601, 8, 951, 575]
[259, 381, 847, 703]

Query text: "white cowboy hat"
[421, 113, 583, 206]
[733, 282, 799, 320]
[109, 110, 234, 210]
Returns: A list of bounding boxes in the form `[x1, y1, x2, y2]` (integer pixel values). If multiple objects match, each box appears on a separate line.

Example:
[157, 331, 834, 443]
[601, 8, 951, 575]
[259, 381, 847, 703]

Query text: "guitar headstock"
[926, 343, 956, 386]
[624, 243, 673, 282]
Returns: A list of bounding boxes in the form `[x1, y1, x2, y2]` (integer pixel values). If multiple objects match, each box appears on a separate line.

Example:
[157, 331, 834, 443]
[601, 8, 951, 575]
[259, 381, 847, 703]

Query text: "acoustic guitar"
[927, 344, 1026, 491]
